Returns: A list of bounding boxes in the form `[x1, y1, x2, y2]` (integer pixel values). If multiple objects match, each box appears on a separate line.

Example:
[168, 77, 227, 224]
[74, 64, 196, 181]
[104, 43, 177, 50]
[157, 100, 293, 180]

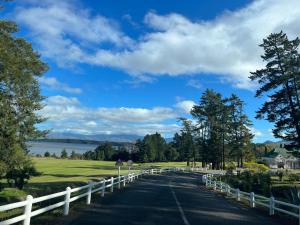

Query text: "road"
[64, 173, 294, 225]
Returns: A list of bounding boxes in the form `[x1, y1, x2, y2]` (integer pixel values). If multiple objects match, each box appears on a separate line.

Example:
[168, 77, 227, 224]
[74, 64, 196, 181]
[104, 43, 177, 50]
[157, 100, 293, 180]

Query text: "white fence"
[0, 168, 179, 225]
[203, 174, 300, 224]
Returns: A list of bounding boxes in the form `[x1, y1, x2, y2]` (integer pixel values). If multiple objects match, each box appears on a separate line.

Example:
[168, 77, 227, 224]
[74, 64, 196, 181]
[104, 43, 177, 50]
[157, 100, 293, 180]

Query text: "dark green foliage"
[70, 150, 82, 160]
[0, 14, 47, 189]
[135, 133, 171, 163]
[191, 89, 253, 169]
[250, 31, 300, 148]
[169, 119, 196, 166]
[224, 171, 271, 196]
[61, 149, 68, 158]
[83, 143, 119, 161]
[276, 170, 284, 182]
[44, 151, 50, 157]
[288, 173, 299, 182]
[5, 151, 40, 189]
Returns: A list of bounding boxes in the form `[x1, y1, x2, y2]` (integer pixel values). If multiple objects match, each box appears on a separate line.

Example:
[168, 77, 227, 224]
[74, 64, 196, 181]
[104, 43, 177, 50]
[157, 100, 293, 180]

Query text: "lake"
[27, 141, 98, 156]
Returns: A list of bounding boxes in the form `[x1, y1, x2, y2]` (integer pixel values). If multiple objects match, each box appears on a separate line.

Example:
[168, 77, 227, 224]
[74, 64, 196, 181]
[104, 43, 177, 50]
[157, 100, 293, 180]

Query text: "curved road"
[64, 173, 294, 225]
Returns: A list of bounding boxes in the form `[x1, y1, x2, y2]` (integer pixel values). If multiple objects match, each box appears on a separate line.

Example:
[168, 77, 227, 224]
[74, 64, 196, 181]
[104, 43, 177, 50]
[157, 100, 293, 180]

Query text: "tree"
[0, 7, 47, 188]
[44, 151, 50, 157]
[250, 31, 300, 148]
[70, 150, 81, 159]
[227, 94, 253, 167]
[191, 90, 253, 169]
[135, 133, 169, 163]
[170, 119, 196, 166]
[61, 149, 68, 158]
[191, 89, 224, 169]
[164, 145, 179, 162]
[6, 148, 39, 189]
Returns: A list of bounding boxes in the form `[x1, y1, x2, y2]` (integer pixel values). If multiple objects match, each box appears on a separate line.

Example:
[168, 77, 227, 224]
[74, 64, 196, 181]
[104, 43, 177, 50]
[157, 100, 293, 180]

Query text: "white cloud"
[14, 0, 300, 88]
[39, 77, 82, 94]
[249, 127, 263, 138]
[187, 79, 202, 89]
[175, 100, 196, 114]
[40, 96, 180, 136]
[15, 1, 133, 67]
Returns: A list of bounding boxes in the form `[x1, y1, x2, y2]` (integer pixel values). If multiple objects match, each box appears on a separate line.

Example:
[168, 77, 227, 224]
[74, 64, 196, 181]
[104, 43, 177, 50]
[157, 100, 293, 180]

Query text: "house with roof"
[260, 147, 300, 169]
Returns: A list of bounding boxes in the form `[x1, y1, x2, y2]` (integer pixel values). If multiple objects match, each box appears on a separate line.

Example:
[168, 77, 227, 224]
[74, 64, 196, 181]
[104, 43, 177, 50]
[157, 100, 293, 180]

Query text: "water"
[27, 141, 98, 156]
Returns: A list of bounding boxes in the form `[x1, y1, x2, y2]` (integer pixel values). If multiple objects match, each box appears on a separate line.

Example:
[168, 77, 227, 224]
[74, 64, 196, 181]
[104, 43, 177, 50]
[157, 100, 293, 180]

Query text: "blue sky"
[3, 0, 300, 142]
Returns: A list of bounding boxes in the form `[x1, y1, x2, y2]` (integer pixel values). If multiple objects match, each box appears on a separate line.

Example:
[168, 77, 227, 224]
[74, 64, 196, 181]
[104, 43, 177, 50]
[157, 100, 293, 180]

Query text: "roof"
[264, 147, 292, 158]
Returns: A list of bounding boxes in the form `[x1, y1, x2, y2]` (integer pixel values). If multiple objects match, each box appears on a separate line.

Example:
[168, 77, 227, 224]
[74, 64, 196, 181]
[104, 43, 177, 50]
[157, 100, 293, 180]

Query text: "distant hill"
[45, 132, 142, 143]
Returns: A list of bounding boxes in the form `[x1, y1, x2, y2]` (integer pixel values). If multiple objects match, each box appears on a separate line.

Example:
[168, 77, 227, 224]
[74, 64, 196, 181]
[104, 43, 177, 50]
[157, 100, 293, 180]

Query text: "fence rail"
[0, 168, 181, 225]
[203, 174, 300, 224]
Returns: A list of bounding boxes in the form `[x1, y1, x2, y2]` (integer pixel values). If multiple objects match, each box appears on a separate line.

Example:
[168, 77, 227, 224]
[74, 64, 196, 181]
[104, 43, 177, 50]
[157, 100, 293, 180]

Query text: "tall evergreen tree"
[227, 94, 253, 167]
[0, 9, 48, 188]
[191, 89, 224, 169]
[250, 31, 300, 148]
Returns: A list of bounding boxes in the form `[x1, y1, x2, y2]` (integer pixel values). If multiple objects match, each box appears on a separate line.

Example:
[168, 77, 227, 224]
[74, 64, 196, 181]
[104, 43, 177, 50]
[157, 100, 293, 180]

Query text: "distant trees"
[61, 149, 68, 158]
[170, 119, 195, 166]
[134, 133, 173, 162]
[250, 31, 300, 148]
[83, 143, 114, 161]
[44, 151, 50, 157]
[0, 8, 48, 189]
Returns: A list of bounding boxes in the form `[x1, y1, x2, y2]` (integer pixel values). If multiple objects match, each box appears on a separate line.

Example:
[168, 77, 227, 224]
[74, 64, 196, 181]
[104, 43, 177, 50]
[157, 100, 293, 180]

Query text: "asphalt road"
[64, 173, 294, 225]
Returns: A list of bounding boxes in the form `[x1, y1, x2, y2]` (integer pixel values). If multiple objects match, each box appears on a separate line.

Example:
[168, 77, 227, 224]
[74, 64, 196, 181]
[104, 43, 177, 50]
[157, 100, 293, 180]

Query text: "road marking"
[169, 182, 190, 225]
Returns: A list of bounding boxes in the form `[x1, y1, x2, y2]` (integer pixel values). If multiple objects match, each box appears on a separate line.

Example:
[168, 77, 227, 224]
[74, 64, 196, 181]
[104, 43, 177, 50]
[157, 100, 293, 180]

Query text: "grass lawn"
[0, 158, 188, 204]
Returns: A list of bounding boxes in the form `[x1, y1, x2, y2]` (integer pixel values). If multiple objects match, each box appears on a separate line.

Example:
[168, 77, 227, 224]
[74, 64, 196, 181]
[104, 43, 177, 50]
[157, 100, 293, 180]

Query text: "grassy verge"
[0, 158, 188, 204]
[0, 158, 188, 223]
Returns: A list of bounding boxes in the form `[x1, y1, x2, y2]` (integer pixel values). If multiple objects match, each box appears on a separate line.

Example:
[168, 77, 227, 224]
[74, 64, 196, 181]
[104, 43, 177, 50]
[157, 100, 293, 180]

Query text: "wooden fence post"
[269, 197, 275, 215]
[23, 195, 33, 225]
[250, 192, 255, 208]
[298, 204, 300, 225]
[123, 176, 126, 187]
[101, 179, 105, 197]
[110, 177, 114, 192]
[237, 188, 240, 201]
[86, 182, 93, 205]
[63, 187, 71, 215]
[118, 175, 121, 189]
[227, 185, 231, 195]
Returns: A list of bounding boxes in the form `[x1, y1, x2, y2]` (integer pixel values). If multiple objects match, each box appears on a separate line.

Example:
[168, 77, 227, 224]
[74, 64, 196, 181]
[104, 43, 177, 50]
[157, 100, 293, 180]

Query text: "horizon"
[3, 0, 300, 142]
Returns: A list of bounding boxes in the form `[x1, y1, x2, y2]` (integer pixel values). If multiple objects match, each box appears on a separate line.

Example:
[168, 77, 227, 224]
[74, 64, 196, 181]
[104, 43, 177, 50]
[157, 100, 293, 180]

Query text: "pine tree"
[250, 31, 300, 148]
[227, 94, 253, 167]
[61, 149, 68, 158]
[191, 89, 224, 169]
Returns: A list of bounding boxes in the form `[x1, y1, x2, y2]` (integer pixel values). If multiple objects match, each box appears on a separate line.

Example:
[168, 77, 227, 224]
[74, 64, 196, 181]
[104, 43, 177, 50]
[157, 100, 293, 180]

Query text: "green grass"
[0, 158, 188, 204]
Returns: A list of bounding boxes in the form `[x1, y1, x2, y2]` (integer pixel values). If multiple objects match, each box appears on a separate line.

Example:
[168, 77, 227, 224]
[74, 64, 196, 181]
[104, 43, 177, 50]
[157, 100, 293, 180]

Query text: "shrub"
[226, 162, 236, 176]
[288, 173, 299, 182]
[44, 151, 50, 157]
[6, 152, 41, 190]
[244, 162, 269, 172]
[276, 170, 284, 181]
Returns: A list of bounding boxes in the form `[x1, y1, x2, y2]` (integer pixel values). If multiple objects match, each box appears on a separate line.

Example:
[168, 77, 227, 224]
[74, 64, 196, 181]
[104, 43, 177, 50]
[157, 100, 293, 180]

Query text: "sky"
[3, 0, 300, 142]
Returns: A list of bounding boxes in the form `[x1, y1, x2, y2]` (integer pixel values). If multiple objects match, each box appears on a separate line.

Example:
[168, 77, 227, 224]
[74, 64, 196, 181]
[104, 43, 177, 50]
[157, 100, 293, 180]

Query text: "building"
[260, 147, 300, 169]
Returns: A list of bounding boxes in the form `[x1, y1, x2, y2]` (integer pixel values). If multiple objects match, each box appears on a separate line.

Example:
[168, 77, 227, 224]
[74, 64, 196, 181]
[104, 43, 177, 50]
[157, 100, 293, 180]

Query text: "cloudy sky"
[4, 0, 300, 142]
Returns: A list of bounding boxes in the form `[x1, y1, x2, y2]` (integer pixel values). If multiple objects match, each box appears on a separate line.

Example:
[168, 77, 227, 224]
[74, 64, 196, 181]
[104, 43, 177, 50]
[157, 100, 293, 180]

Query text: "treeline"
[130, 90, 254, 169]
[64, 90, 254, 170]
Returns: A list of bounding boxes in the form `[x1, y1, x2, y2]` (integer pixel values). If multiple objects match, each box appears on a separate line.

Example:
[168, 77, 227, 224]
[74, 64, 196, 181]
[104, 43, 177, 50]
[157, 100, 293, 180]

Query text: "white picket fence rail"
[0, 167, 180, 225]
[203, 174, 300, 224]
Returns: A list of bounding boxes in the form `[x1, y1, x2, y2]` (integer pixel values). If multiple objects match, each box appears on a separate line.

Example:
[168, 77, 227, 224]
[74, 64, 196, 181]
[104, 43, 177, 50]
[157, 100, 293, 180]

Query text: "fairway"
[31, 158, 188, 183]
[0, 158, 188, 203]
